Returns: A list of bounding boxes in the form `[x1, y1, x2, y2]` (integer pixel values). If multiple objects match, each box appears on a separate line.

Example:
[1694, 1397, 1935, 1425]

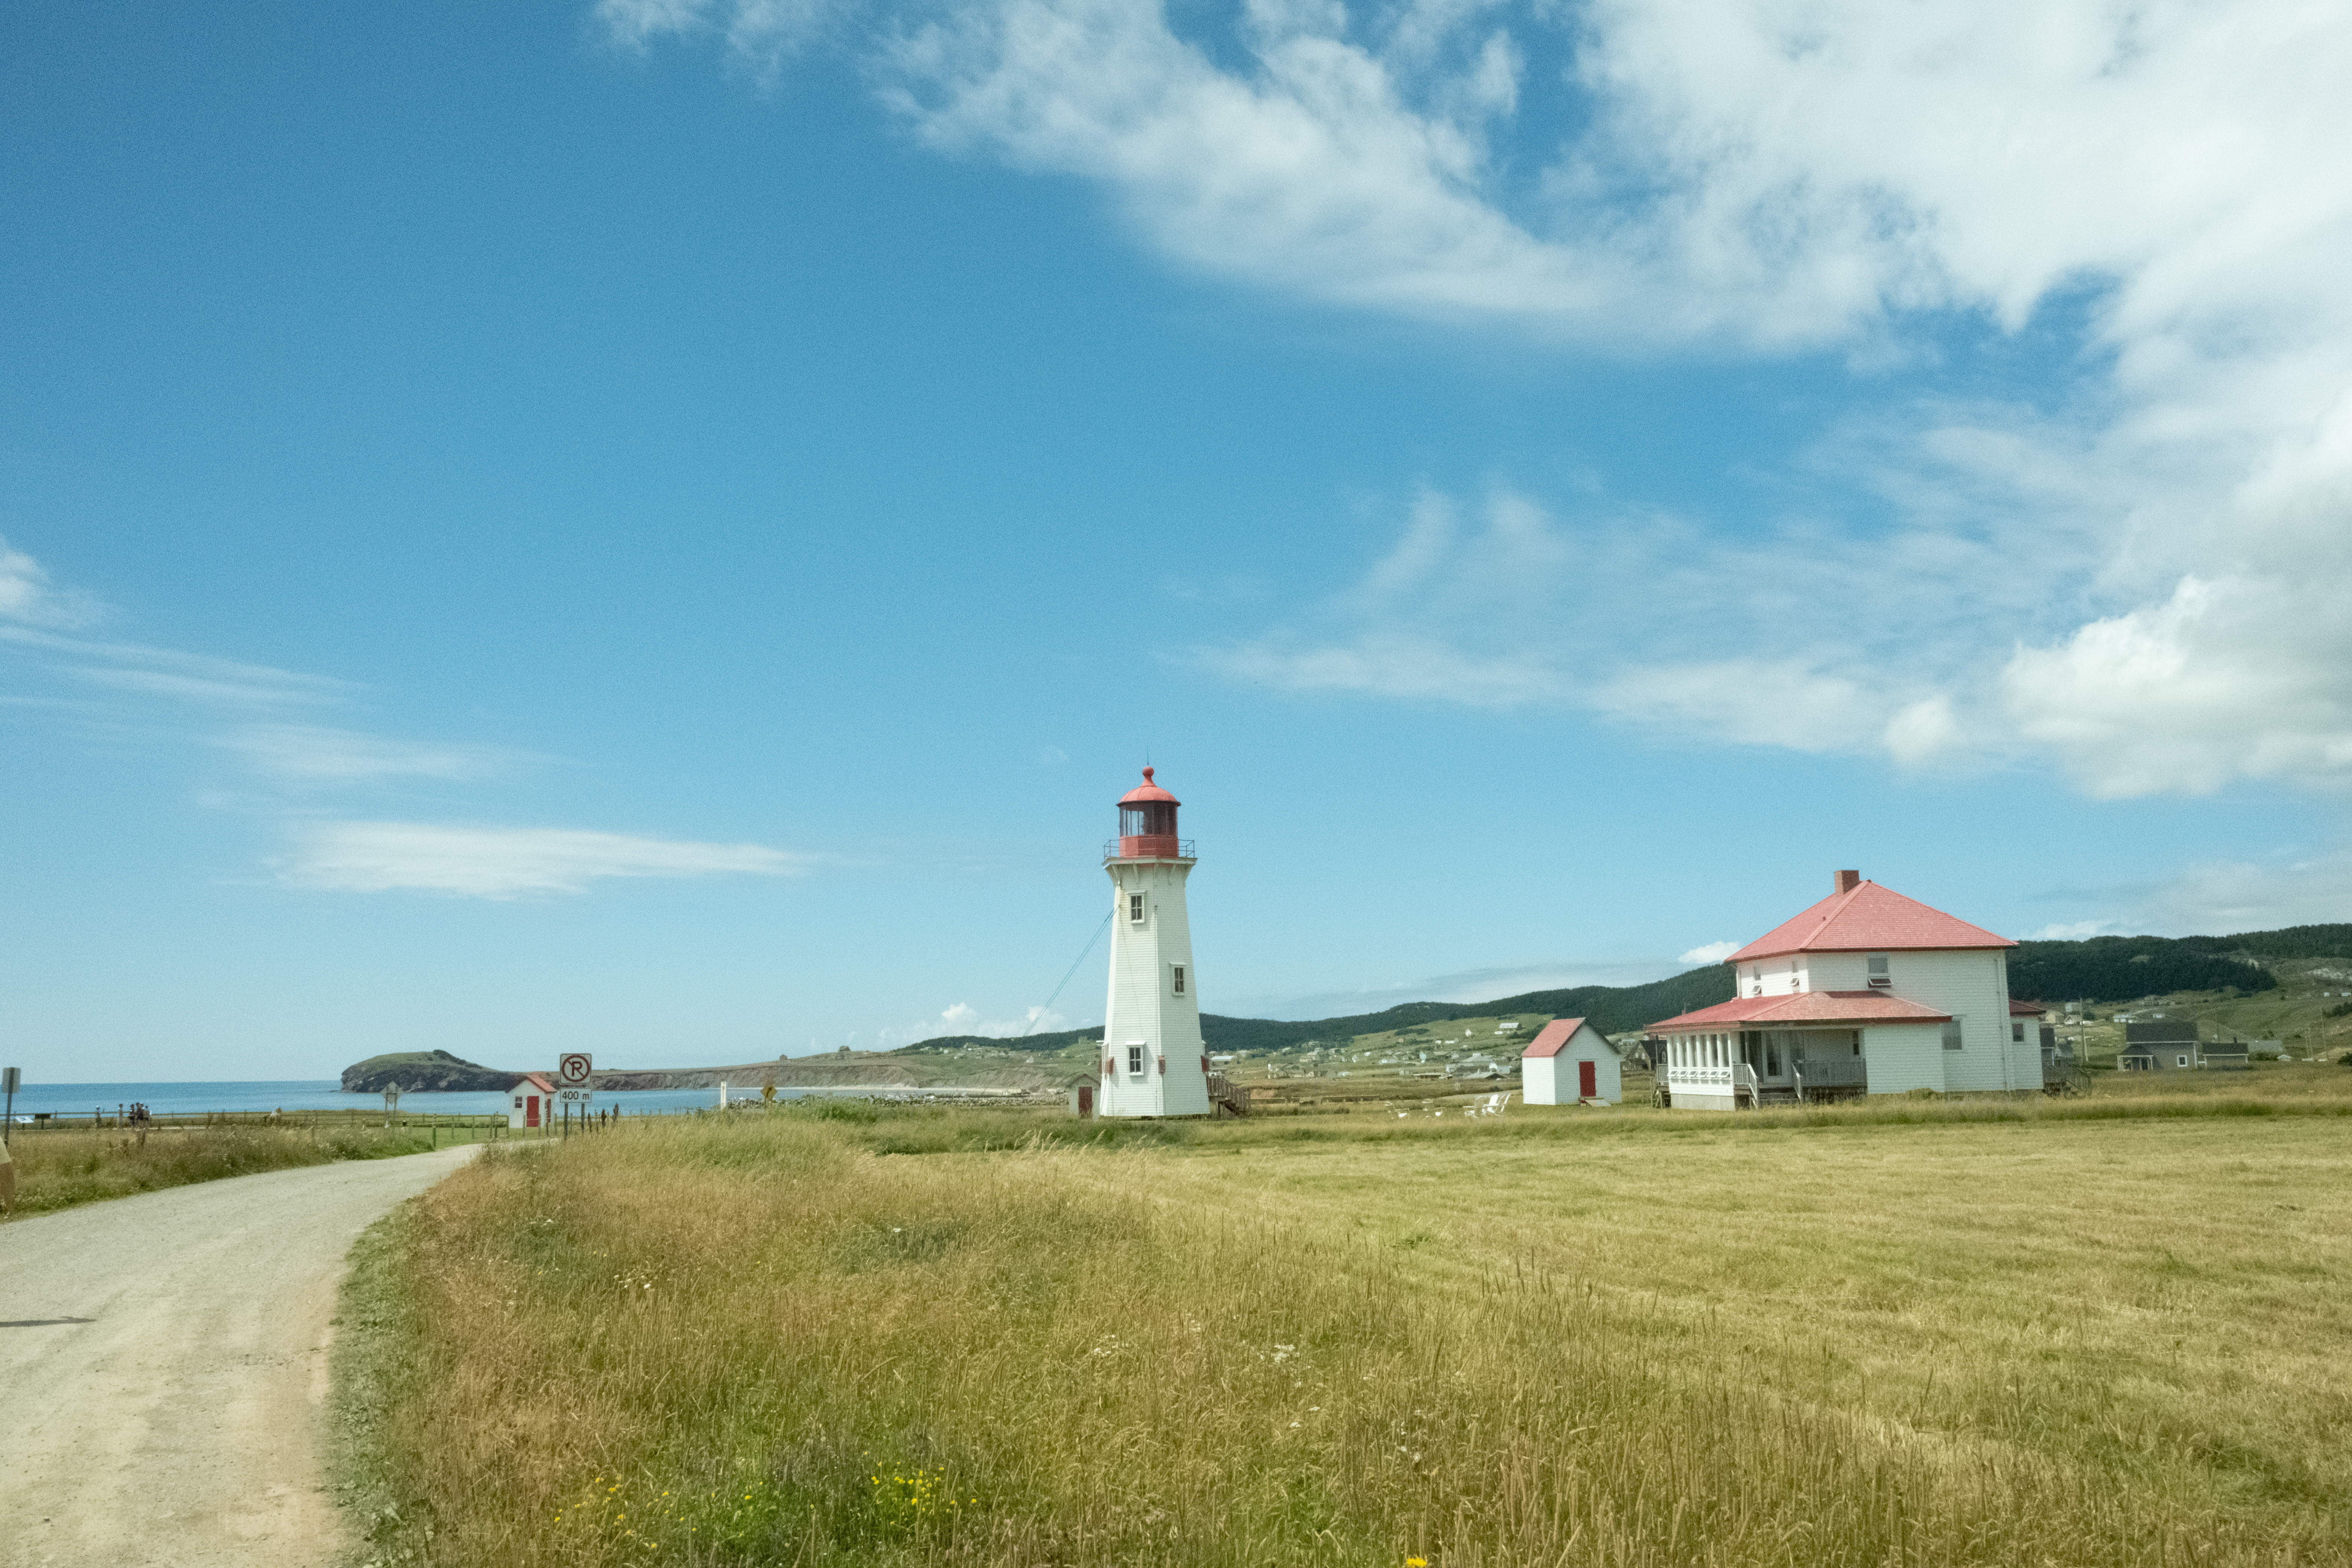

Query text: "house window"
[1942, 1020, 1964, 1051]
[1868, 954, 1890, 988]
[1128, 893, 1145, 923]
[2177, 1054, 2190, 1068]
[1171, 965, 1185, 995]
[2012, 1021, 2025, 1042]
[1126, 1043, 1145, 1077]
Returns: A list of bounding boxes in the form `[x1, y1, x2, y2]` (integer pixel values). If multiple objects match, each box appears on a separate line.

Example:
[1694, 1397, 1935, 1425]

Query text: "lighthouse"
[1098, 767, 1211, 1118]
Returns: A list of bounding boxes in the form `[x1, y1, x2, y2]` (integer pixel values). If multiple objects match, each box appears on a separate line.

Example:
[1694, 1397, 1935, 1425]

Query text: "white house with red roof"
[1520, 1017, 1621, 1105]
[1649, 870, 2032, 1108]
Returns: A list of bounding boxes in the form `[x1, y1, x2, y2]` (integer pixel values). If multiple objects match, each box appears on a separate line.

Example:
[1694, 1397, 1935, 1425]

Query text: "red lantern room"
[1112, 767, 1189, 860]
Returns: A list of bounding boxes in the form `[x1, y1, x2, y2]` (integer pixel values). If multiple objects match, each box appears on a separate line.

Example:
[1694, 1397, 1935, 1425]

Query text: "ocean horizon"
[3, 1078, 782, 1119]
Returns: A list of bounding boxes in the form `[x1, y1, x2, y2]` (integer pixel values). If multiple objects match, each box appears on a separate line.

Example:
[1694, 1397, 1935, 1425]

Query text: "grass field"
[0, 1118, 499, 1219]
[342, 1093, 2351, 1567]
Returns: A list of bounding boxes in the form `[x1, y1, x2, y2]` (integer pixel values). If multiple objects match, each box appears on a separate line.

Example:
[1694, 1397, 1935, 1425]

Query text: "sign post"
[2, 1066, 19, 1147]
[556, 1055, 593, 1138]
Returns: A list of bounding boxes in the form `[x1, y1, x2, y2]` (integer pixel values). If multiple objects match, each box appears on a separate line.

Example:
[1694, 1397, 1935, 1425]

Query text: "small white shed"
[1521, 1017, 1621, 1105]
[507, 1072, 556, 1130]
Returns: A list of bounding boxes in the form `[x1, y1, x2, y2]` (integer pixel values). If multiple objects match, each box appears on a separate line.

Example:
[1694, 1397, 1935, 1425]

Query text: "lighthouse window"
[1129, 893, 1145, 923]
[1126, 1043, 1145, 1078]
[1171, 965, 1185, 995]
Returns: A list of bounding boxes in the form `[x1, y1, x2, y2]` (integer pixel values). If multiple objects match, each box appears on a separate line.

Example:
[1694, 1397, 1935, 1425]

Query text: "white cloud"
[5, 624, 351, 709]
[593, 4, 2352, 800]
[2134, 850, 2352, 937]
[2004, 573, 2352, 798]
[1226, 957, 1686, 1020]
[226, 724, 533, 784]
[1677, 940, 1738, 965]
[596, 0, 836, 74]
[2023, 920, 2115, 942]
[279, 821, 808, 898]
[868, 0, 2352, 797]
[0, 538, 97, 628]
[884, 1001, 1071, 1044]
[1883, 696, 1964, 769]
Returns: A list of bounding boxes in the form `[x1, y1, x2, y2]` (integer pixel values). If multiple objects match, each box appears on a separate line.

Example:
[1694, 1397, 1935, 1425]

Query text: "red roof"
[1521, 1017, 1592, 1058]
[517, 1073, 555, 1092]
[1117, 766, 1179, 806]
[1728, 880, 2013, 963]
[1650, 991, 1952, 1031]
[2010, 998, 2048, 1016]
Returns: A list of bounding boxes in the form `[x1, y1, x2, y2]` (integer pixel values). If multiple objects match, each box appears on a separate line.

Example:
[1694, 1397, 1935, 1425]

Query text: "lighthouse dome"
[1118, 766, 1179, 807]
[1113, 767, 1186, 858]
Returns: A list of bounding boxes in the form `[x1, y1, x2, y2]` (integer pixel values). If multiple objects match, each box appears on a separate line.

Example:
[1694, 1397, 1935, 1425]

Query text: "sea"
[3, 1080, 790, 1121]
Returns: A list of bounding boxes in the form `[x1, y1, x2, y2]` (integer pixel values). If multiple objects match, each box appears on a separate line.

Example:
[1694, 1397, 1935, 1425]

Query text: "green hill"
[901, 920, 2352, 1064]
[900, 965, 1738, 1060]
[2010, 936, 2285, 1004]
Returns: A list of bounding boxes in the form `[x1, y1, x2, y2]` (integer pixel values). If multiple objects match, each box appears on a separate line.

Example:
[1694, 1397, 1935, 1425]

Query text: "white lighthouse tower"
[1098, 767, 1211, 1118]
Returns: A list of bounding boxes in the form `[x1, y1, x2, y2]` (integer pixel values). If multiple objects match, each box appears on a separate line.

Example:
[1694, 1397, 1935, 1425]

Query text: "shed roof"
[1728, 880, 2014, 964]
[517, 1072, 556, 1091]
[1651, 991, 1953, 1031]
[2009, 998, 2049, 1017]
[1521, 1018, 1616, 1059]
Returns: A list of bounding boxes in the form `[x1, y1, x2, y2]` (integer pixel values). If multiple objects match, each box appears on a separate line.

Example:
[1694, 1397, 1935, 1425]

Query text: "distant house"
[2119, 1019, 2203, 1071]
[1648, 869, 2036, 1109]
[1521, 1018, 1621, 1105]
[2119, 1021, 2200, 1071]
[2200, 1040, 2251, 1071]
[507, 1072, 556, 1129]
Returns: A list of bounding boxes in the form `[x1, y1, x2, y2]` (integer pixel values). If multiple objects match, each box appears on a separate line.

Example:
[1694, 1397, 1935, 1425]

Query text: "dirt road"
[0, 1145, 481, 1567]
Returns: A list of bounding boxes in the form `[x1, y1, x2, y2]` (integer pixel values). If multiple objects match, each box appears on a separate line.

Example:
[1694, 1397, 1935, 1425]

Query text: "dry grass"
[351, 1102, 2351, 1567]
[1, 1121, 463, 1218]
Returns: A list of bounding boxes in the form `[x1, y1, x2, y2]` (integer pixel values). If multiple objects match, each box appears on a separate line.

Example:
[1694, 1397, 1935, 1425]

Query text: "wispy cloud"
[5, 542, 811, 900]
[1677, 940, 1738, 965]
[279, 821, 810, 898]
[595, 0, 837, 77]
[5, 624, 351, 708]
[1226, 956, 1686, 1022]
[225, 724, 536, 784]
[2023, 920, 2116, 942]
[0, 537, 99, 628]
[615, 0, 2352, 802]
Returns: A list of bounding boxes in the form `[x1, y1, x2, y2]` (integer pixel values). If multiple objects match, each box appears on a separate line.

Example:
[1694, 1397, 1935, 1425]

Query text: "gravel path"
[0, 1145, 481, 1568]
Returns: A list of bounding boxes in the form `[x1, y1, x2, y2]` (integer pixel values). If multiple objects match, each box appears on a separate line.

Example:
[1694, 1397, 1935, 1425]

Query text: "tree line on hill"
[905, 923, 2352, 1058]
[905, 966, 1738, 1057]
[2002, 926, 2352, 1003]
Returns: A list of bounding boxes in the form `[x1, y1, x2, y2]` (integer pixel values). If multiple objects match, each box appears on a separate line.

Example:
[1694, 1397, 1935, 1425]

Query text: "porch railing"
[1795, 1056, 1868, 1093]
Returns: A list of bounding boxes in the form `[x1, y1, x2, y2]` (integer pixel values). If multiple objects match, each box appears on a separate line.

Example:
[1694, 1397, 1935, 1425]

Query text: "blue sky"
[5, 0, 2348, 1080]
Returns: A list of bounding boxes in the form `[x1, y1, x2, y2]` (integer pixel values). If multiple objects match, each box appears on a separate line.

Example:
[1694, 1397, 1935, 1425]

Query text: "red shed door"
[1578, 1061, 1597, 1099]
[526, 1095, 541, 1127]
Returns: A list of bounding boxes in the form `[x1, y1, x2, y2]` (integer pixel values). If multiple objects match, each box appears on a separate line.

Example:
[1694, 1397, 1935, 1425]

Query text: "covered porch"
[1656, 1027, 1868, 1108]
[1649, 991, 1951, 1110]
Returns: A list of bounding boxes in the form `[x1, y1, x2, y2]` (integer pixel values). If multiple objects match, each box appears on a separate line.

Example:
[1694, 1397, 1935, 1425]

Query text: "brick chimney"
[1834, 869, 1862, 895]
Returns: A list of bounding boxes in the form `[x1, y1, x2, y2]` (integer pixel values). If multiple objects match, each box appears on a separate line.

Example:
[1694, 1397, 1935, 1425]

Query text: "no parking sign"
[557, 1053, 593, 1089]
